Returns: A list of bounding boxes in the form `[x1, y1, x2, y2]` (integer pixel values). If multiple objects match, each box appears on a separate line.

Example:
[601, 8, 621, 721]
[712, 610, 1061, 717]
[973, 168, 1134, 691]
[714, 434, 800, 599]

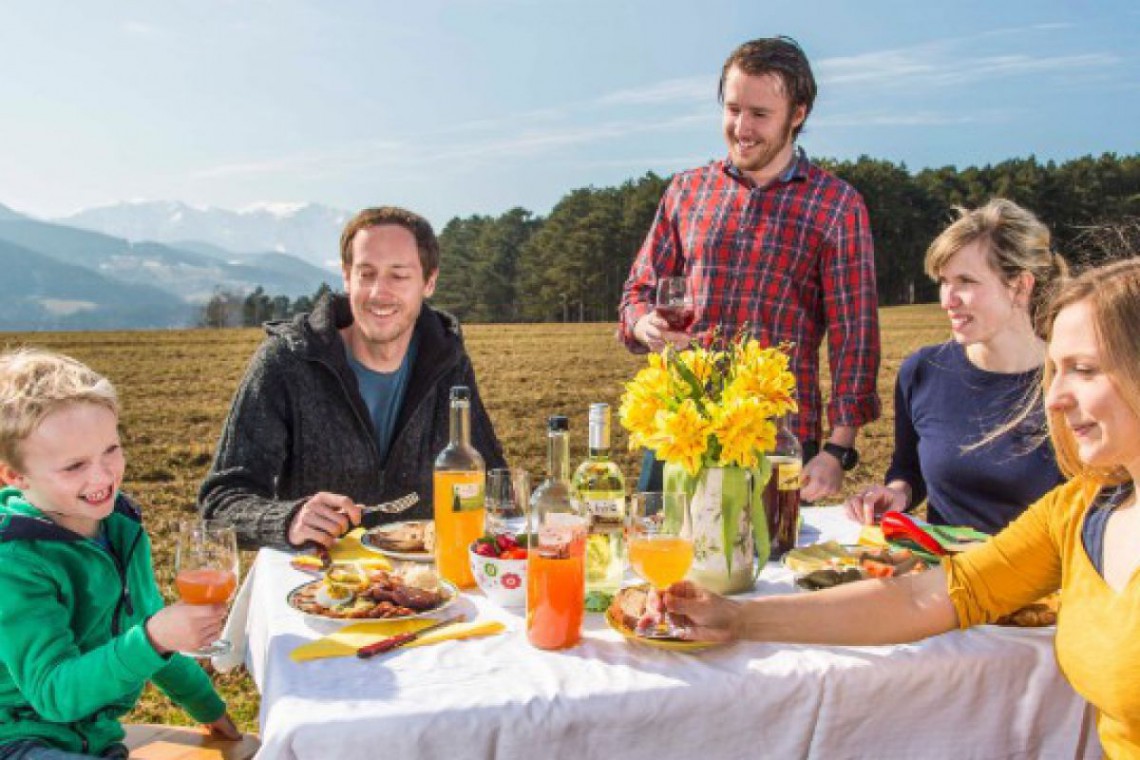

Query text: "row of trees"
[202, 152, 1140, 326]
[432, 152, 1140, 320]
[200, 283, 333, 328]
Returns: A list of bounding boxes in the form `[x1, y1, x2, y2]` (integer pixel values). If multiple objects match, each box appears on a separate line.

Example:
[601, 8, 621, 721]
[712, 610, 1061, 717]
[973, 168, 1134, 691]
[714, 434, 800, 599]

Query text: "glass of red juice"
[174, 520, 239, 657]
[654, 277, 695, 331]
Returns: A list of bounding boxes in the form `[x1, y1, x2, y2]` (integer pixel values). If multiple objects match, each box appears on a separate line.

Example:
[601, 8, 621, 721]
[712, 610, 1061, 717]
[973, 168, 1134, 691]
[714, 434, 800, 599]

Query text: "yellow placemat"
[291, 618, 505, 662]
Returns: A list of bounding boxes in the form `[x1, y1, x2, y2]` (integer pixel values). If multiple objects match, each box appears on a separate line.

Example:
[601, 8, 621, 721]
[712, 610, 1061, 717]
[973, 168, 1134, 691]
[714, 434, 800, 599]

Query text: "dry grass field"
[0, 303, 951, 731]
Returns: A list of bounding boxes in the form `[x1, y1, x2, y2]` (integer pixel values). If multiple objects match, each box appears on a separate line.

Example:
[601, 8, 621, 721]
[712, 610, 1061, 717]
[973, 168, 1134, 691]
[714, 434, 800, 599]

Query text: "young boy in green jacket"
[0, 349, 238, 759]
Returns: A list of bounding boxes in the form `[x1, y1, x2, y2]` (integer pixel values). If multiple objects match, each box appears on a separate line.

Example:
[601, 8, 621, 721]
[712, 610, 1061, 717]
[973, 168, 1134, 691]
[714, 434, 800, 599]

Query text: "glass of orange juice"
[526, 512, 587, 650]
[627, 491, 693, 638]
[174, 520, 239, 657]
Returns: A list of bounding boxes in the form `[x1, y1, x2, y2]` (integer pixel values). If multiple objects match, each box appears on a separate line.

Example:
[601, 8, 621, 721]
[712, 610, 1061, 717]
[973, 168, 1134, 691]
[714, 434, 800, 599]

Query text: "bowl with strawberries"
[469, 533, 529, 608]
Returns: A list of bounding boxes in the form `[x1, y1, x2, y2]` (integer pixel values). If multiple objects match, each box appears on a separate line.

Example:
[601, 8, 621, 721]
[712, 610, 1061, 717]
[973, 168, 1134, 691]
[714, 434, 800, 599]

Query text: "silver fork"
[362, 492, 420, 516]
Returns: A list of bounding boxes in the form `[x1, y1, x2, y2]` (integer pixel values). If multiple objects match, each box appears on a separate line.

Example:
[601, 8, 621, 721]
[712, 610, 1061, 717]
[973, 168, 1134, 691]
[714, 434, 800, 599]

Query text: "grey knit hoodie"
[198, 293, 506, 549]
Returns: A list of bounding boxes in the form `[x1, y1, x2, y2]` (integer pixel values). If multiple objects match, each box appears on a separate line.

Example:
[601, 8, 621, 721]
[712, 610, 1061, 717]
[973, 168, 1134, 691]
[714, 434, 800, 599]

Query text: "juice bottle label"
[777, 461, 802, 490]
[452, 481, 485, 513]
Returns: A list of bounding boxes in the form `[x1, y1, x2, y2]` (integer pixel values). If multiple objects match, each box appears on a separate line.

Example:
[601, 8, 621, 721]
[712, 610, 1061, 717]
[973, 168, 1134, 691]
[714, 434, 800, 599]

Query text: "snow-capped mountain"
[56, 200, 351, 270]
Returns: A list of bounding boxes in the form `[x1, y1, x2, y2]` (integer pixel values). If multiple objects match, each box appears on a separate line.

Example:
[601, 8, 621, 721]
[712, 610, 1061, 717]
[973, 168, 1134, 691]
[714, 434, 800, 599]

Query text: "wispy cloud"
[192, 140, 405, 180]
[123, 21, 158, 36]
[812, 110, 979, 128]
[593, 76, 711, 107]
[190, 24, 1124, 184]
[816, 38, 1118, 90]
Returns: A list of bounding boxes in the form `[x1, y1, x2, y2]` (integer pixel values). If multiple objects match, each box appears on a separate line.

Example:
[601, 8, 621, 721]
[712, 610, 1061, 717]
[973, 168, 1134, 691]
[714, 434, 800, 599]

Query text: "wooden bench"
[123, 724, 260, 759]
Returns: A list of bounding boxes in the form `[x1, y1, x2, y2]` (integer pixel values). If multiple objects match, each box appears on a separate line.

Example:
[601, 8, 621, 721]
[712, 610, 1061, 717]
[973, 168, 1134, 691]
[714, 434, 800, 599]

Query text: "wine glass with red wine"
[655, 277, 695, 331]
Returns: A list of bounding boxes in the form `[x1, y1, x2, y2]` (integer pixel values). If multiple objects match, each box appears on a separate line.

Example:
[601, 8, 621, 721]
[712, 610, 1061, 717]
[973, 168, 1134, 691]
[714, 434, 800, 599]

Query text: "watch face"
[825, 444, 858, 470]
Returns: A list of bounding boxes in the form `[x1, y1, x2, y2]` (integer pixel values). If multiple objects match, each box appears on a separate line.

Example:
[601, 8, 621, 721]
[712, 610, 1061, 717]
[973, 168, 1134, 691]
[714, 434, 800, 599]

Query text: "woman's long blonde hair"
[1041, 257, 1140, 484]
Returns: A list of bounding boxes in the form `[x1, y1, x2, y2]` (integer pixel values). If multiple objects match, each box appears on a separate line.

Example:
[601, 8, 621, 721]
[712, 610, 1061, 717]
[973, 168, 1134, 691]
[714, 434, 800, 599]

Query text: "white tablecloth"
[241, 508, 1098, 759]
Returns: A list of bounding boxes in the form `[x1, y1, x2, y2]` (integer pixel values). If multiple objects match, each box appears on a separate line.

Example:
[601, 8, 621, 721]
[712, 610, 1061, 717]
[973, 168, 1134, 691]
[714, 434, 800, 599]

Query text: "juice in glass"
[527, 545, 585, 650]
[433, 469, 484, 588]
[175, 568, 237, 605]
[628, 536, 693, 588]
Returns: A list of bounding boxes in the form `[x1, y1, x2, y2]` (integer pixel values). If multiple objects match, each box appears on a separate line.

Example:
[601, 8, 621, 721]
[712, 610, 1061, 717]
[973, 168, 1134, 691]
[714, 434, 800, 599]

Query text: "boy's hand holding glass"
[167, 520, 239, 657]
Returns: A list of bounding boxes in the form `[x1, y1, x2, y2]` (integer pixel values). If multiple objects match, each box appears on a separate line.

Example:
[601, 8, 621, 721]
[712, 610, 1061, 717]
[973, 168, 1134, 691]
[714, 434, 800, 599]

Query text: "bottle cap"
[588, 403, 610, 421]
[547, 415, 569, 432]
[450, 386, 471, 401]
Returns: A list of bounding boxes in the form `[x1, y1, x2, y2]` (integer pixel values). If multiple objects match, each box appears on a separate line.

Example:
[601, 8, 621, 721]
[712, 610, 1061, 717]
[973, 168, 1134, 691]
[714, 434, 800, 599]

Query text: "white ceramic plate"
[286, 578, 458, 623]
[361, 520, 434, 563]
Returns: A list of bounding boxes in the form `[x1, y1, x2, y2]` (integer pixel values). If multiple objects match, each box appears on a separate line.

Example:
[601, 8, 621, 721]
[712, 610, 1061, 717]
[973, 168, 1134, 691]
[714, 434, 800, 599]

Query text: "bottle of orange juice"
[433, 386, 485, 589]
[527, 415, 587, 650]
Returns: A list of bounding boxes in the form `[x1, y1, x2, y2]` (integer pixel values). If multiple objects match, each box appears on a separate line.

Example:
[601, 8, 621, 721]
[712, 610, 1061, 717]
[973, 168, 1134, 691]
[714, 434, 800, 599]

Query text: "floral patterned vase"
[662, 461, 771, 595]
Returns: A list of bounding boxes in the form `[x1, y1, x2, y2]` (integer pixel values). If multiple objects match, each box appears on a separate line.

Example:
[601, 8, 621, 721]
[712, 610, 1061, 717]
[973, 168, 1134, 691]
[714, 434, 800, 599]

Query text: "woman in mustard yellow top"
[664, 257, 1140, 757]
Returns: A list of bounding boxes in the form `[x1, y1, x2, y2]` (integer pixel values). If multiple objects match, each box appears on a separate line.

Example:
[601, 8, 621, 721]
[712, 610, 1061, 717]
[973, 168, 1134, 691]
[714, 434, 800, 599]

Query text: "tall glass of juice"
[174, 520, 239, 657]
[526, 416, 586, 649]
[527, 513, 587, 650]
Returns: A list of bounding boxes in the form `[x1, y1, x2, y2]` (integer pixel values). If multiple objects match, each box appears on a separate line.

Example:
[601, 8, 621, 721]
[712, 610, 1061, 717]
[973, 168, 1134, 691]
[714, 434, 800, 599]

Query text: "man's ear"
[0, 461, 27, 489]
[423, 270, 439, 299]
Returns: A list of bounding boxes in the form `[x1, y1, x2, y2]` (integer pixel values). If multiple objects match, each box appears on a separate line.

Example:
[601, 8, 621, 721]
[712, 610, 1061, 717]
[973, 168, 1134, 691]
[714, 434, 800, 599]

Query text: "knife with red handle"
[879, 512, 947, 557]
[356, 615, 466, 659]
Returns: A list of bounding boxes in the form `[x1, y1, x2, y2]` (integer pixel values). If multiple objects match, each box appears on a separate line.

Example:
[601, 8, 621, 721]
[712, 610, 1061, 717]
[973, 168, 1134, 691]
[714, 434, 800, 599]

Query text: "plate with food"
[362, 520, 435, 562]
[604, 585, 721, 652]
[782, 542, 930, 592]
[287, 564, 458, 623]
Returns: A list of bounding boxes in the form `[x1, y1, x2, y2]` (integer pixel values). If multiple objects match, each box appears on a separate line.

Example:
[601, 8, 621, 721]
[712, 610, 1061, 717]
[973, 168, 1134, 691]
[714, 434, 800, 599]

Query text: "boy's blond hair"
[0, 348, 118, 470]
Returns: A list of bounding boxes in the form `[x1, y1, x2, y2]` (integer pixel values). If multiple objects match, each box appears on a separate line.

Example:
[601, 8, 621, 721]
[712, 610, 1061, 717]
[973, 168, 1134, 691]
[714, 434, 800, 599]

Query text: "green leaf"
[749, 457, 772, 576]
[584, 590, 613, 612]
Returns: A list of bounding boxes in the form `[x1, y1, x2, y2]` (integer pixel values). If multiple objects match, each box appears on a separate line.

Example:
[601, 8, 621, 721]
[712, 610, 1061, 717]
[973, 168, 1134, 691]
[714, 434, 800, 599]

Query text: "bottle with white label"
[433, 386, 485, 589]
[571, 403, 626, 595]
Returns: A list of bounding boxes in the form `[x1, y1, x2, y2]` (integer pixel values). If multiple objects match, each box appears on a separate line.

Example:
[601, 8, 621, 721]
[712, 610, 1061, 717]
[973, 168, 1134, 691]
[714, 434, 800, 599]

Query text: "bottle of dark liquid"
[765, 414, 802, 559]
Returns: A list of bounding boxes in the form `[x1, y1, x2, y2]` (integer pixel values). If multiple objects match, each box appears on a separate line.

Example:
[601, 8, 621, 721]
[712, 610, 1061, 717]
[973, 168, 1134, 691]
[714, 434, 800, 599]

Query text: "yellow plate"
[604, 604, 721, 652]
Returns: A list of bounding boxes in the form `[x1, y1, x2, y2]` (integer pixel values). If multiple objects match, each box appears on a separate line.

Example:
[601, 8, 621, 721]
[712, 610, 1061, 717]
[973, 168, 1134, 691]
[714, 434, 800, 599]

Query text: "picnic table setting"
[211, 339, 1099, 759]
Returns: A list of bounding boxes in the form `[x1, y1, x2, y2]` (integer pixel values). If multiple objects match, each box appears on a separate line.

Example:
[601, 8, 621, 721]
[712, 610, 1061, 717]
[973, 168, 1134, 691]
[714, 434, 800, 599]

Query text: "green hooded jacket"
[0, 488, 225, 755]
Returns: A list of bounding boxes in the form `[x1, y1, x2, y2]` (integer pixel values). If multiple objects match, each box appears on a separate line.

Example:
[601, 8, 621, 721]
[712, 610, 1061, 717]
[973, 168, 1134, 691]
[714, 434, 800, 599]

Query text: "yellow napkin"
[858, 525, 888, 548]
[331, 527, 387, 563]
[291, 528, 392, 572]
[291, 618, 505, 662]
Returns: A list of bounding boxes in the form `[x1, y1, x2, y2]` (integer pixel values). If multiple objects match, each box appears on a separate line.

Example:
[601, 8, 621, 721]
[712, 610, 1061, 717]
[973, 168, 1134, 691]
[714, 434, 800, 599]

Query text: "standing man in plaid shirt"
[618, 36, 880, 502]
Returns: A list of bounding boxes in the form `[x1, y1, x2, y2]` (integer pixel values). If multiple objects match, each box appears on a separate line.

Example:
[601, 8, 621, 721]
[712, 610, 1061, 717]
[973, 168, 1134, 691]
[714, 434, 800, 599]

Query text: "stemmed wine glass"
[626, 492, 694, 638]
[655, 277, 695, 332]
[174, 520, 239, 657]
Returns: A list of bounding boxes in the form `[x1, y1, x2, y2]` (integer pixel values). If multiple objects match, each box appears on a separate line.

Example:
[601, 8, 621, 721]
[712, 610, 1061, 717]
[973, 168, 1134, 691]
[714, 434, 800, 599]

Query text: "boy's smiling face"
[0, 402, 124, 538]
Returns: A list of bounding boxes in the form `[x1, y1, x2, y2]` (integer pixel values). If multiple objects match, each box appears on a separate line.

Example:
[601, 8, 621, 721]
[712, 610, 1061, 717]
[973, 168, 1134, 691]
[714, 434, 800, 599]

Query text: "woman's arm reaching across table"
[664, 567, 959, 646]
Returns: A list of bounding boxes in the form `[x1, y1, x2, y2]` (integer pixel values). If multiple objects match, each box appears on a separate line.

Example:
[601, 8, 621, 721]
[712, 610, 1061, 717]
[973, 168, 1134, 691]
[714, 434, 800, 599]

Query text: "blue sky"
[2, 0, 1137, 229]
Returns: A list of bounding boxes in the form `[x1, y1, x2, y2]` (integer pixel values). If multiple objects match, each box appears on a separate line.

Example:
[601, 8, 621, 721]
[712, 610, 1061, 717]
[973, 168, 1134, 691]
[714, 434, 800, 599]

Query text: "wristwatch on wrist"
[822, 442, 860, 471]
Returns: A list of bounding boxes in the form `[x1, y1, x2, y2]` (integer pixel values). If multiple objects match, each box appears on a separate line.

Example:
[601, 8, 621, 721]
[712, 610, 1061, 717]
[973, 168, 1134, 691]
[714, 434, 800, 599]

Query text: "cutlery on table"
[356, 614, 467, 659]
[360, 492, 421, 528]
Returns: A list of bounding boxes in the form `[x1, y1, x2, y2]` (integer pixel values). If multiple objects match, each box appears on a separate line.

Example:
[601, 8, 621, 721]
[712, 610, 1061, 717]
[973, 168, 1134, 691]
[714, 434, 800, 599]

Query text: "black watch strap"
[822, 442, 859, 471]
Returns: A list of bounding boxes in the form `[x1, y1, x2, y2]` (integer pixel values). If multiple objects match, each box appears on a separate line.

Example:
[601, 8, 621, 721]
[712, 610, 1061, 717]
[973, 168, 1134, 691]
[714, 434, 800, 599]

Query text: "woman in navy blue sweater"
[847, 199, 1067, 533]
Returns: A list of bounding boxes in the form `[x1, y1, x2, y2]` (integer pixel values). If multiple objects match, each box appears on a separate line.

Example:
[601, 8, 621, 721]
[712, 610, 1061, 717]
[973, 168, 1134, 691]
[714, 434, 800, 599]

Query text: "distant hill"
[0, 216, 336, 331]
[57, 200, 349, 271]
[0, 203, 26, 222]
[0, 239, 193, 330]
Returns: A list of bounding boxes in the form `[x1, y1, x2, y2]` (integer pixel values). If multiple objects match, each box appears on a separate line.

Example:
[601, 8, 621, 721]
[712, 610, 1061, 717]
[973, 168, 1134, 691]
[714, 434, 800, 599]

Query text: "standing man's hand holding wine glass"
[634, 277, 694, 352]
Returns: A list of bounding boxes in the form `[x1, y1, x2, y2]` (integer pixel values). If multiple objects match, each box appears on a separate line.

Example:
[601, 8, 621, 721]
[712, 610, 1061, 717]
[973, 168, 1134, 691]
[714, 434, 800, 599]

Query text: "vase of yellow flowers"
[619, 337, 797, 594]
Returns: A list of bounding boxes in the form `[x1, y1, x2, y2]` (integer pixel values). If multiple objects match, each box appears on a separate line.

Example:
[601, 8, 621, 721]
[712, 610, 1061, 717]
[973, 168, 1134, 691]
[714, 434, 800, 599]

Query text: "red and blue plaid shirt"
[619, 149, 881, 444]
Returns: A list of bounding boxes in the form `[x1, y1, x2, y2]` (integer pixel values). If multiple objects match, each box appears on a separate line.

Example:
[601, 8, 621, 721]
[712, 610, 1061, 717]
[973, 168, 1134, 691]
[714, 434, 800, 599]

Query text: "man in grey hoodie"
[199, 206, 506, 550]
